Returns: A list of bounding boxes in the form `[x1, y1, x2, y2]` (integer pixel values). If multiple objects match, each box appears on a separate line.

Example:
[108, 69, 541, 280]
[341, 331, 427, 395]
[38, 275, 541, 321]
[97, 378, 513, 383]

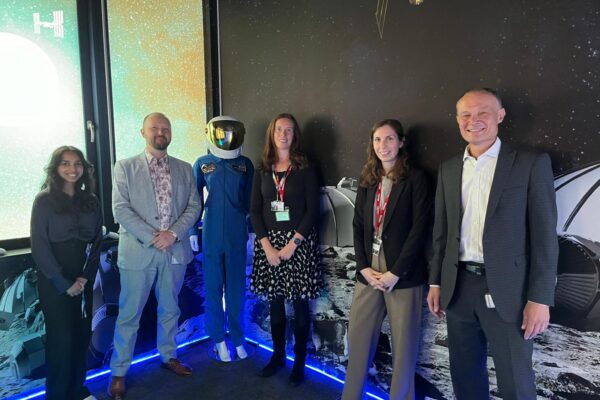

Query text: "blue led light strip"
[8, 335, 384, 400]
[7, 335, 209, 400]
[244, 337, 385, 400]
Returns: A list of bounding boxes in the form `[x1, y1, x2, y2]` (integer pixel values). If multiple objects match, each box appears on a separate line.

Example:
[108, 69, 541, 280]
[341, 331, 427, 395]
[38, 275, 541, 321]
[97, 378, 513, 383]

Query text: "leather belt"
[458, 261, 485, 276]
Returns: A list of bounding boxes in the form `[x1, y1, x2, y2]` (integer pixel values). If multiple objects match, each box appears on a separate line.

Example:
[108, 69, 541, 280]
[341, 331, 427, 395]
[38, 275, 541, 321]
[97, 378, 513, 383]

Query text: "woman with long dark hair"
[250, 113, 320, 387]
[341, 119, 431, 399]
[30, 146, 102, 400]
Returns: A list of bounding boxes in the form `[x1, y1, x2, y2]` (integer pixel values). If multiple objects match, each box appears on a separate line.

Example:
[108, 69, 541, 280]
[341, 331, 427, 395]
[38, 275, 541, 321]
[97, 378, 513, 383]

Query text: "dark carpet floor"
[86, 340, 345, 400]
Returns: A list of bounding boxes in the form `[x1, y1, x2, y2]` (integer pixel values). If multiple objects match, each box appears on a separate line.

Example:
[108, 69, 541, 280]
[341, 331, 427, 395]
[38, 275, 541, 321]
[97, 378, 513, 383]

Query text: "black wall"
[219, 0, 599, 183]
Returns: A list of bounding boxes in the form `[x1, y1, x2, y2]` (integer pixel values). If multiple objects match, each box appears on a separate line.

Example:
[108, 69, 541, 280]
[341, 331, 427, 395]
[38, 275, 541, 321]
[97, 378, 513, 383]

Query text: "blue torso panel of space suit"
[192, 153, 254, 254]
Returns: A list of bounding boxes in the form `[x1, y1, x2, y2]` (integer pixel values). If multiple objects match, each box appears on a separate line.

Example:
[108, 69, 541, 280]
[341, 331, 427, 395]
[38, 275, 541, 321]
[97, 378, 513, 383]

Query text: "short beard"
[152, 139, 170, 151]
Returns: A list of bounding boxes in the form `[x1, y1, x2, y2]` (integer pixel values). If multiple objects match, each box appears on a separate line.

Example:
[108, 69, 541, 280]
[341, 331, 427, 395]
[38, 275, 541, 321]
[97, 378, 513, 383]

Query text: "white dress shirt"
[459, 138, 501, 263]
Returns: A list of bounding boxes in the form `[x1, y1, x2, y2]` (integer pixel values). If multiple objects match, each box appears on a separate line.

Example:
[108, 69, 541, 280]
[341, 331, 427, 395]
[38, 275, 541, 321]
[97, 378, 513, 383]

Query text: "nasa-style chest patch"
[201, 163, 217, 174]
[232, 164, 247, 173]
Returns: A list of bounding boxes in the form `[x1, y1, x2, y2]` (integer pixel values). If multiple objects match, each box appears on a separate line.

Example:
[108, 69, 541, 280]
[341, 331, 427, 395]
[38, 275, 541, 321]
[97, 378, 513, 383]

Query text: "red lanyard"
[272, 165, 292, 202]
[374, 181, 391, 234]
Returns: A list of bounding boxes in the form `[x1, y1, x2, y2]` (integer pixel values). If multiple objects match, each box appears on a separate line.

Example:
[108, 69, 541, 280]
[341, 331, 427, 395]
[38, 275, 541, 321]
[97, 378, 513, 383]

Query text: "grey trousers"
[110, 251, 186, 376]
[342, 281, 423, 400]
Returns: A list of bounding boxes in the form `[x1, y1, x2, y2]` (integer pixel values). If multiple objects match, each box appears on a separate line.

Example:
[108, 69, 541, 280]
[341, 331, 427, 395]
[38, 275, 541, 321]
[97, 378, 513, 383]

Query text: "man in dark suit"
[107, 113, 201, 399]
[427, 88, 558, 400]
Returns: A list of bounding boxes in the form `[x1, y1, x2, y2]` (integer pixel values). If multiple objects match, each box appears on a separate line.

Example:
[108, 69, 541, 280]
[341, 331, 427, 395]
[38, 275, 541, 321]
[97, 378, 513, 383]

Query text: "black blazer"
[429, 143, 559, 322]
[353, 168, 432, 290]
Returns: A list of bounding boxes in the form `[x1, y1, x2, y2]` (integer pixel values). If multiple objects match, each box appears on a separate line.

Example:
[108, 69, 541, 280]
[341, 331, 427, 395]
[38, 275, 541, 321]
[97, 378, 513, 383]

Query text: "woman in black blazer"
[341, 119, 432, 400]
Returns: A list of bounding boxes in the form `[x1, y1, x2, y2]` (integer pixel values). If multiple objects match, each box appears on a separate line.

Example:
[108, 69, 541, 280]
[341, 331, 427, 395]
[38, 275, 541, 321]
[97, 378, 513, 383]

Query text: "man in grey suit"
[107, 112, 201, 399]
[427, 88, 558, 400]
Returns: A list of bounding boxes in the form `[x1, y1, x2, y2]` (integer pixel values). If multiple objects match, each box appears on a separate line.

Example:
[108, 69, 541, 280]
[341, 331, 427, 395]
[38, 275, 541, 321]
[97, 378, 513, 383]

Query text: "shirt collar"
[463, 137, 501, 162]
[145, 150, 169, 164]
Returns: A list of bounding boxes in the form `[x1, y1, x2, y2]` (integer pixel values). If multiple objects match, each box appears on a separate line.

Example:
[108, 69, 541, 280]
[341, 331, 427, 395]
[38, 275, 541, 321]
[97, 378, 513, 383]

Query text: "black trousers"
[446, 270, 535, 400]
[37, 240, 93, 400]
[269, 297, 310, 360]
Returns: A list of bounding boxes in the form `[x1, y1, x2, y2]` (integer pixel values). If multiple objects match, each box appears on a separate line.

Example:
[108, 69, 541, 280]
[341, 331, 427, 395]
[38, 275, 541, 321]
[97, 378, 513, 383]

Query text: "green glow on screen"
[0, 0, 208, 243]
[0, 0, 85, 241]
[108, 0, 208, 164]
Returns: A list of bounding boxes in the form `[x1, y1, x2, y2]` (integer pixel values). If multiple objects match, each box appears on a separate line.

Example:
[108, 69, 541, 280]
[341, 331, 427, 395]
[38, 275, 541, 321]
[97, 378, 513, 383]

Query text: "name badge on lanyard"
[372, 237, 382, 256]
[373, 181, 390, 256]
[272, 165, 292, 221]
[271, 200, 285, 211]
[275, 210, 290, 221]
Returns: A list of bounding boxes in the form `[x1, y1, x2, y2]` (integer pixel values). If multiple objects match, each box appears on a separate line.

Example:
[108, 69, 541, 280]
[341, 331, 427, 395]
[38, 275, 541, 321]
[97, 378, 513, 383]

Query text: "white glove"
[190, 235, 199, 252]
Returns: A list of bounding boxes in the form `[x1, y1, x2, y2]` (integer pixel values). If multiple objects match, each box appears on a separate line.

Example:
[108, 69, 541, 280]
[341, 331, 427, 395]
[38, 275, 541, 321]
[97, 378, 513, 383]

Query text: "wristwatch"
[293, 237, 302, 246]
[168, 230, 179, 242]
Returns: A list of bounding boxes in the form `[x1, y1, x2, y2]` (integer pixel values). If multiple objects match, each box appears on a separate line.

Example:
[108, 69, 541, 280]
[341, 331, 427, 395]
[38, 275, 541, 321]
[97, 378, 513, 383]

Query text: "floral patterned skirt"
[250, 229, 321, 301]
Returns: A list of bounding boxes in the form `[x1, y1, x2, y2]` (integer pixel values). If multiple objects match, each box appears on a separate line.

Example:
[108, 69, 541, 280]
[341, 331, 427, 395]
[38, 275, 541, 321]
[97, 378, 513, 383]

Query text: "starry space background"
[107, 0, 208, 164]
[0, 0, 86, 241]
[218, 0, 599, 181]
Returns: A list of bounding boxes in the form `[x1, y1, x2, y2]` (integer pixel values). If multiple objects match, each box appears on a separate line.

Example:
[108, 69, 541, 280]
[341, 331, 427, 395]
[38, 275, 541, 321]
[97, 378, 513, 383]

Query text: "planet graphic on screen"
[0, 32, 59, 128]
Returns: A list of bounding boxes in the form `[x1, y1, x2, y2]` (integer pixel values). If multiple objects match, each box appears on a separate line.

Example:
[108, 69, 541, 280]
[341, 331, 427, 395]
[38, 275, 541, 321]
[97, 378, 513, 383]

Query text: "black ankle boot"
[259, 354, 286, 378]
[290, 302, 309, 387]
[288, 355, 305, 387]
[263, 304, 287, 378]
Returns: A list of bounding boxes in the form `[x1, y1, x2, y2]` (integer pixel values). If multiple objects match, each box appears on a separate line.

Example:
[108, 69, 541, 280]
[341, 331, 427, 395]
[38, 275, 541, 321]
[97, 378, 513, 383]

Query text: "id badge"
[372, 237, 382, 256]
[271, 200, 285, 211]
[484, 293, 496, 309]
[275, 210, 290, 221]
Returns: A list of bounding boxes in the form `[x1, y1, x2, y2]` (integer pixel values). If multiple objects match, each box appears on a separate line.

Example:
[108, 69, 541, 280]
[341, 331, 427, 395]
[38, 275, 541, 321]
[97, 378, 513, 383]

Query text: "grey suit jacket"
[112, 153, 202, 270]
[429, 143, 559, 322]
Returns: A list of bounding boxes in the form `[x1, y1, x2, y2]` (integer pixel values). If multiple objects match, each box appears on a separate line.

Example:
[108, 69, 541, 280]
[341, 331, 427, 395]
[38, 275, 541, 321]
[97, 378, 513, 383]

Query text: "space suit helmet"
[206, 116, 245, 159]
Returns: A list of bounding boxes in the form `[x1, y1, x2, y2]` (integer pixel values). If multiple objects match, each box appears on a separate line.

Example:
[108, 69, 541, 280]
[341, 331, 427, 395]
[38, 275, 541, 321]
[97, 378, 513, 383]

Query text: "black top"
[353, 169, 432, 289]
[250, 166, 320, 239]
[30, 189, 103, 293]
